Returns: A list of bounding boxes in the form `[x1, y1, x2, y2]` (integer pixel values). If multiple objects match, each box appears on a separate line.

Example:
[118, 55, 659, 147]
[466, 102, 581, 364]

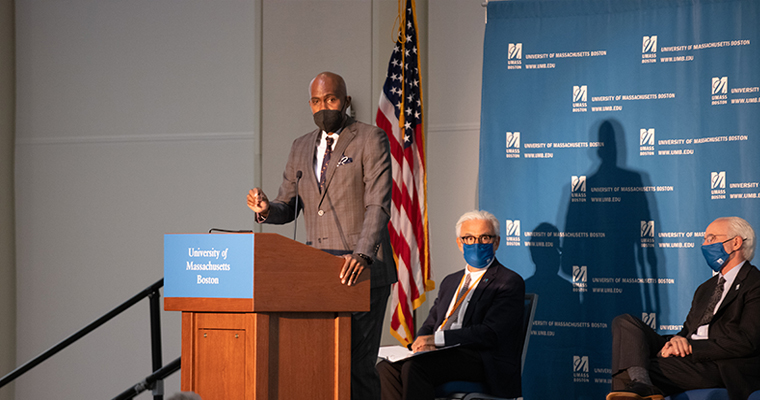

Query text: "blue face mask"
[701, 239, 733, 272]
[463, 243, 495, 269]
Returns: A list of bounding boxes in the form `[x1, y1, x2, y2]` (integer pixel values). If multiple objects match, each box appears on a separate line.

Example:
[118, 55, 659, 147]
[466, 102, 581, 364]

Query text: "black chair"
[434, 293, 538, 400]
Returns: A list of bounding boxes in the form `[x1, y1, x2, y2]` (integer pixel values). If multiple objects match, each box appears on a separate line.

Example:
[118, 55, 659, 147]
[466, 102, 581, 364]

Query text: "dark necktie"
[319, 136, 334, 193]
[698, 276, 726, 326]
[442, 273, 472, 330]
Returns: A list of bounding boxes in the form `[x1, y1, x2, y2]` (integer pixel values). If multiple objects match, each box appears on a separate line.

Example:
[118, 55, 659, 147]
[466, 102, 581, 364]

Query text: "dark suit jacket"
[418, 259, 525, 398]
[678, 262, 760, 400]
[262, 117, 397, 288]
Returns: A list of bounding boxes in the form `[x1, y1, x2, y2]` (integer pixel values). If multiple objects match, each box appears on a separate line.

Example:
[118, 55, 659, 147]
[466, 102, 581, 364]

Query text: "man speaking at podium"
[247, 71, 396, 400]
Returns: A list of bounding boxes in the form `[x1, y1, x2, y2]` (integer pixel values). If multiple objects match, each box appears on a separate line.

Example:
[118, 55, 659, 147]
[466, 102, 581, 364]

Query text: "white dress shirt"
[314, 129, 342, 181]
[691, 261, 745, 340]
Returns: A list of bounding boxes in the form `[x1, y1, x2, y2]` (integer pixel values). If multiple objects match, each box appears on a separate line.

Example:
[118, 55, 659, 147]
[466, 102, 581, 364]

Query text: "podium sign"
[164, 233, 254, 299]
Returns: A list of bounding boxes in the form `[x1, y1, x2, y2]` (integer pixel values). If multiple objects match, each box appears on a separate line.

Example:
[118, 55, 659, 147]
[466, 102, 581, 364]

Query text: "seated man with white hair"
[607, 216, 760, 400]
[377, 210, 525, 400]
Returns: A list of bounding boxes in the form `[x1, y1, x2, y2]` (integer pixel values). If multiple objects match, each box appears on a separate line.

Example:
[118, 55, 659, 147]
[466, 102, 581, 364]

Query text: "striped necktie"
[698, 276, 726, 326]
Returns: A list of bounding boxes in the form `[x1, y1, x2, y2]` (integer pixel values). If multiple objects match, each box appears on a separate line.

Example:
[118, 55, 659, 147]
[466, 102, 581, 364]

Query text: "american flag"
[375, 0, 433, 346]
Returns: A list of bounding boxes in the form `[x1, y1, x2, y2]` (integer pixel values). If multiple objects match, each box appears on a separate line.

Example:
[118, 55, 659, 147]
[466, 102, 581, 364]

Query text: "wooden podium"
[164, 233, 369, 400]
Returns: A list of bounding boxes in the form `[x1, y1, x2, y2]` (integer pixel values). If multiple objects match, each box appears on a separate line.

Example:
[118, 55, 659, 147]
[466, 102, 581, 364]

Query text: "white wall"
[10, 0, 486, 398]
[259, 0, 377, 239]
[421, 0, 485, 320]
[14, 0, 259, 398]
[1, 0, 16, 399]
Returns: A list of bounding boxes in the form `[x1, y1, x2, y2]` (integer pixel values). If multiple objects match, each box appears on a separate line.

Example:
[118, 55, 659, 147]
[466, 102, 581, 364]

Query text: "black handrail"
[112, 356, 181, 400]
[149, 289, 164, 391]
[0, 278, 173, 400]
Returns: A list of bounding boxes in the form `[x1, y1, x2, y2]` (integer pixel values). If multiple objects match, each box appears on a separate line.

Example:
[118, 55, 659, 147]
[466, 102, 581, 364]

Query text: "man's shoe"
[606, 381, 665, 400]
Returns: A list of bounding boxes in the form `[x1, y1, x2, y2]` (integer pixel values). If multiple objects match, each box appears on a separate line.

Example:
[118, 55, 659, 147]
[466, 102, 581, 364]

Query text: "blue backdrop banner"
[479, 0, 760, 398]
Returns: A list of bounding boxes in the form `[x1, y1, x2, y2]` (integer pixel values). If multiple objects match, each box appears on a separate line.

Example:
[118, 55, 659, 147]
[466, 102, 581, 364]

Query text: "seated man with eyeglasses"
[377, 210, 525, 400]
[607, 216, 760, 400]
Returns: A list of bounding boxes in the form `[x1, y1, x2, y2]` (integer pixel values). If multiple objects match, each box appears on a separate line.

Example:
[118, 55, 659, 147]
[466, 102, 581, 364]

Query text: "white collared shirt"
[314, 129, 342, 181]
[691, 261, 745, 340]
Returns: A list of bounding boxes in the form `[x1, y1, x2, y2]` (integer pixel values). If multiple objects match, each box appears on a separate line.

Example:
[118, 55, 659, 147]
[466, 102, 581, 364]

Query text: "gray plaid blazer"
[262, 117, 397, 288]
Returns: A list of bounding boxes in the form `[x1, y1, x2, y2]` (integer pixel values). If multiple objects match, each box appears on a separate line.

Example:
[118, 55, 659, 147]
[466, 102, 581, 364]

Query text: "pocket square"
[337, 156, 353, 166]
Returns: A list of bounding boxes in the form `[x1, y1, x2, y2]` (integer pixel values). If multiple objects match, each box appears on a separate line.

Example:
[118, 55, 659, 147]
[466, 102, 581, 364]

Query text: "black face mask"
[313, 109, 346, 133]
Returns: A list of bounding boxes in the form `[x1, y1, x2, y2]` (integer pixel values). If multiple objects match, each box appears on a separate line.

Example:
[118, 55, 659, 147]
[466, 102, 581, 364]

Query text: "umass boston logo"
[506, 132, 520, 158]
[640, 128, 654, 156]
[508, 43, 522, 70]
[504, 220, 521, 246]
[642, 35, 657, 63]
[573, 356, 589, 382]
[712, 76, 728, 105]
[571, 175, 587, 202]
[711, 171, 726, 199]
[641, 220, 655, 248]
[572, 85, 588, 112]
[642, 312, 657, 330]
[572, 266, 587, 292]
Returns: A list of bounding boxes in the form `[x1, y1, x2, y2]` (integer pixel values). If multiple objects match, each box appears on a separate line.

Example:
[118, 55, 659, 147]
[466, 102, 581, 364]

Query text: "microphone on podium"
[293, 171, 303, 241]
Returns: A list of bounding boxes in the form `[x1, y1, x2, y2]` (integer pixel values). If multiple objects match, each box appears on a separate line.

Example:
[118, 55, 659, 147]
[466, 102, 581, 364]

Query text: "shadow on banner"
[524, 120, 665, 400]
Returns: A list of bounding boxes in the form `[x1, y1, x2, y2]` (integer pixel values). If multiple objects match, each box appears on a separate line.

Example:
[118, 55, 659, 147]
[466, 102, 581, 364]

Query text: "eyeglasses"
[460, 235, 497, 245]
[704, 234, 729, 244]
[704, 234, 744, 245]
